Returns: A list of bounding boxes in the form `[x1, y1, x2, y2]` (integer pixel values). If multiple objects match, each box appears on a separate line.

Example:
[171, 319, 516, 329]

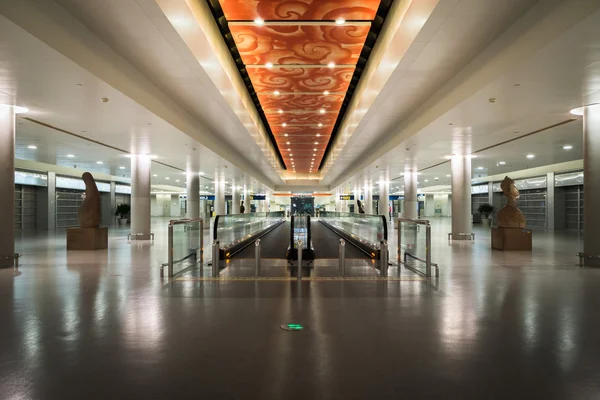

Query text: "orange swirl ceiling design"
[215, 0, 382, 174]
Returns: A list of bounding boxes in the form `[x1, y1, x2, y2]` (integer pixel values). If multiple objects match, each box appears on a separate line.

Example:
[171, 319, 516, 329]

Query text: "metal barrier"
[255, 239, 261, 277]
[297, 239, 303, 280]
[448, 232, 475, 241]
[339, 239, 346, 277]
[128, 232, 155, 241]
[0, 253, 20, 269]
[577, 252, 600, 267]
[160, 218, 203, 277]
[398, 218, 438, 278]
[212, 240, 220, 278]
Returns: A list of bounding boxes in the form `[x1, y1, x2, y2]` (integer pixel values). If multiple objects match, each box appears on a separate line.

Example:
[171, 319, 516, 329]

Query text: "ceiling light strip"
[248, 64, 356, 69]
[229, 21, 372, 27]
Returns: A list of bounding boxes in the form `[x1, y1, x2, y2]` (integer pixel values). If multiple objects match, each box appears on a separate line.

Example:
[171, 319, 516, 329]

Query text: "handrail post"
[200, 219, 204, 264]
[426, 223, 432, 278]
[397, 220, 402, 265]
[212, 240, 220, 278]
[297, 239, 303, 280]
[380, 240, 389, 277]
[255, 239, 261, 278]
[339, 239, 346, 277]
[168, 224, 174, 277]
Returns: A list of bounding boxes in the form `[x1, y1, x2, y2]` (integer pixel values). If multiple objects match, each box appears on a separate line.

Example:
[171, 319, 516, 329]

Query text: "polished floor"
[1, 217, 599, 399]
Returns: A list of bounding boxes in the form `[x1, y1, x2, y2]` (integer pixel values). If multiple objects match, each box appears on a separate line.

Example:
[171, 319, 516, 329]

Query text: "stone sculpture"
[79, 172, 101, 228]
[497, 176, 526, 228]
[357, 199, 365, 214]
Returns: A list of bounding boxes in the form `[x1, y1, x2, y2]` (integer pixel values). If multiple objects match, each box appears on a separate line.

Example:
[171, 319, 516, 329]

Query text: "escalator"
[231, 221, 291, 259]
[310, 220, 372, 260]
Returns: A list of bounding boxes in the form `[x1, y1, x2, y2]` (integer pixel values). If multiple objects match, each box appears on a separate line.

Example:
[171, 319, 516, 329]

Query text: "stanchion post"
[168, 224, 174, 277]
[200, 219, 204, 263]
[380, 240, 389, 277]
[426, 224, 432, 278]
[255, 239, 261, 278]
[339, 239, 346, 277]
[212, 240, 220, 278]
[398, 220, 402, 265]
[297, 239, 303, 280]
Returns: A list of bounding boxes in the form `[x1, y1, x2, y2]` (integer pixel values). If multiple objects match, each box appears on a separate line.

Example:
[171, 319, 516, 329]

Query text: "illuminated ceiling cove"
[210, 0, 385, 175]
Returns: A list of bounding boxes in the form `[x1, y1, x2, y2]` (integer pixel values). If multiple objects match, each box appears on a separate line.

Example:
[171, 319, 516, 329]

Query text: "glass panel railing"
[319, 211, 387, 249]
[161, 218, 204, 277]
[214, 212, 285, 250]
[292, 215, 310, 250]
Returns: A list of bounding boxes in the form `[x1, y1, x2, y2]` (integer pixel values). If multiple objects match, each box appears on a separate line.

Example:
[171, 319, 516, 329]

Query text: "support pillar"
[214, 179, 225, 215]
[36, 171, 56, 231]
[130, 155, 152, 240]
[378, 177, 389, 220]
[583, 105, 600, 266]
[403, 171, 418, 219]
[364, 178, 372, 214]
[186, 172, 199, 219]
[232, 184, 240, 214]
[451, 155, 472, 239]
[110, 181, 116, 226]
[354, 185, 360, 213]
[0, 105, 15, 267]
[546, 172, 555, 232]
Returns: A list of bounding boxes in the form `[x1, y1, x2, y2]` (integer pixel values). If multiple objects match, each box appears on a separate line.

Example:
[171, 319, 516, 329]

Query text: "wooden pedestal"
[67, 227, 108, 250]
[491, 227, 532, 251]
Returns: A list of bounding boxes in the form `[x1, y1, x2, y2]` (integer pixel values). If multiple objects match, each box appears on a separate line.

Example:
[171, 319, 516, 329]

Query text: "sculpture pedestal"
[67, 227, 108, 250]
[491, 227, 532, 251]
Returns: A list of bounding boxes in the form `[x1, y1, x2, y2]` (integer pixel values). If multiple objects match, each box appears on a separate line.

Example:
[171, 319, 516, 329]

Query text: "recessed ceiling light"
[282, 123, 287, 127]
[265, 62, 273, 68]
[199, 172, 205, 175]
[563, 145, 573, 150]
[27, 145, 37, 149]
[314, 142, 318, 144]
[274, 90, 280, 95]
[314, 148, 317, 151]
[284, 133, 288, 137]
[278, 109, 283, 114]
[96, 161, 103, 164]
[323, 90, 330, 95]
[477, 167, 484, 170]
[153, 174, 158, 177]
[318, 123, 323, 127]
[526, 154, 535, 159]
[316, 134, 321, 137]
[119, 166, 125, 170]
[254, 18, 264, 25]
[327, 61, 335, 68]
[498, 161, 506, 165]
[165, 177, 170, 180]
[286, 141, 290, 144]
[176, 179, 180, 182]
[335, 18, 345, 25]
[313, 153, 316, 156]
[446, 174, 451, 177]
[67, 154, 75, 158]
[319, 109, 325, 114]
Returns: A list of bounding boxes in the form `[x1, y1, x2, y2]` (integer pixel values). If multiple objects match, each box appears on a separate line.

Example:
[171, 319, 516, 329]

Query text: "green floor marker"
[280, 323, 305, 331]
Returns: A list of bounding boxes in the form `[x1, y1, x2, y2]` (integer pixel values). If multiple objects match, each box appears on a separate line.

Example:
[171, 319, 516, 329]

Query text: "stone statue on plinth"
[492, 176, 531, 251]
[67, 172, 108, 250]
[497, 176, 526, 228]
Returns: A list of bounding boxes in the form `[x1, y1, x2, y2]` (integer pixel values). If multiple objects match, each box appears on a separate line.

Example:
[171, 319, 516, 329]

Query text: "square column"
[214, 179, 225, 215]
[583, 105, 600, 266]
[451, 155, 472, 239]
[130, 155, 152, 240]
[186, 172, 200, 219]
[0, 105, 15, 267]
[378, 178, 389, 219]
[403, 171, 418, 219]
[232, 183, 240, 214]
[364, 179, 372, 214]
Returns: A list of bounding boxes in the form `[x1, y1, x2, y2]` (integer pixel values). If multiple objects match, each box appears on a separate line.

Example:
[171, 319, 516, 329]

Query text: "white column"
[378, 178, 389, 219]
[583, 105, 600, 266]
[232, 184, 240, 214]
[214, 179, 225, 215]
[0, 105, 15, 267]
[403, 171, 418, 219]
[130, 154, 152, 240]
[336, 188, 341, 212]
[364, 179, 373, 214]
[353, 185, 360, 213]
[186, 172, 199, 219]
[451, 155, 472, 239]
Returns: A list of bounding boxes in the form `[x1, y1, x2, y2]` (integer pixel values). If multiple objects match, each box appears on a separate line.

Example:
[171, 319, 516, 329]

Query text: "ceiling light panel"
[217, 0, 381, 173]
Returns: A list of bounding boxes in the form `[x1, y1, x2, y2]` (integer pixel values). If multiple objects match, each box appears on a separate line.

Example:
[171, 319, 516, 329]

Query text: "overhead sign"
[248, 194, 266, 201]
[339, 195, 354, 201]
[200, 195, 215, 201]
[389, 195, 403, 200]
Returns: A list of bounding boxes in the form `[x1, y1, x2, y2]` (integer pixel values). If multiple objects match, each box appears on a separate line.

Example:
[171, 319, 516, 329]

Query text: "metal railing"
[447, 232, 475, 241]
[160, 218, 203, 277]
[339, 239, 346, 277]
[380, 240, 389, 277]
[0, 253, 20, 269]
[296, 239, 303, 280]
[398, 218, 439, 278]
[577, 252, 600, 267]
[255, 239, 261, 277]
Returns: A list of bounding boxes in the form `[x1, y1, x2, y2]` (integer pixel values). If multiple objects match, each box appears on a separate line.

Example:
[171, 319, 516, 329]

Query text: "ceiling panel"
[216, 0, 382, 174]
[218, 0, 381, 21]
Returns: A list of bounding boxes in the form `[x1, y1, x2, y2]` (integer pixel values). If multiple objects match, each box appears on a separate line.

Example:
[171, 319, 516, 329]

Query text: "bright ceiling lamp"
[335, 18, 345, 25]
[282, 123, 287, 127]
[0, 104, 28, 113]
[313, 148, 317, 151]
[319, 109, 326, 114]
[316, 134, 321, 137]
[254, 18, 264, 25]
[570, 103, 600, 115]
[265, 62, 273, 68]
[278, 109, 283, 114]
[323, 90, 329, 95]
[327, 61, 335, 68]
[526, 154, 535, 159]
[563, 145, 573, 150]
[318, 123, 323, 127]
[498, 161, 506, 165]
[284, 133, 288, 137]
[274, 90, 280, 95]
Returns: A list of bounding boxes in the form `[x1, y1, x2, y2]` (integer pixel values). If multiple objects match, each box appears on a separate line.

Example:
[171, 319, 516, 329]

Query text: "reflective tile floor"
[2, 218, 600, 399]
